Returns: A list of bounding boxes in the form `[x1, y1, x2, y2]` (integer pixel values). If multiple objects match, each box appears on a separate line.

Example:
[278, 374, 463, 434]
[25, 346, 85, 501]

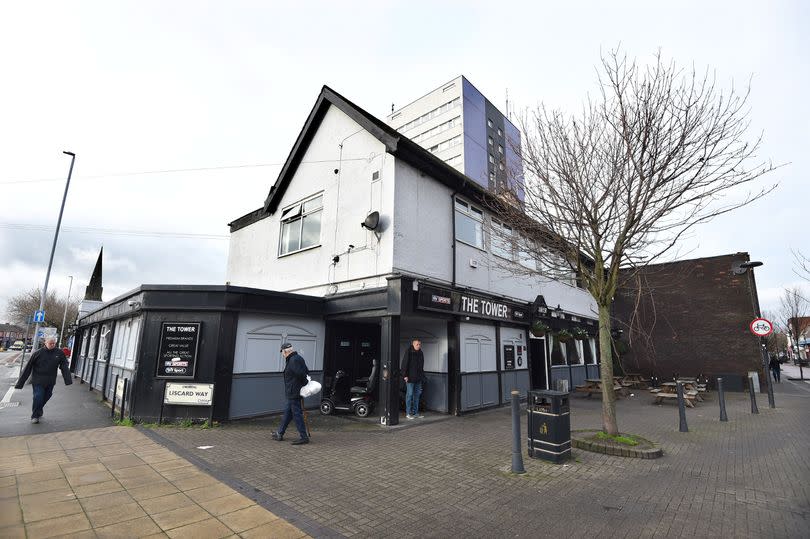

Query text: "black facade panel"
[132, 310, 224, 423]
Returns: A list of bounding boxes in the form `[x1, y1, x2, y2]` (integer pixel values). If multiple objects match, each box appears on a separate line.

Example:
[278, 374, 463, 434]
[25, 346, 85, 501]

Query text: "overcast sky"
[0, 0, 807, 323]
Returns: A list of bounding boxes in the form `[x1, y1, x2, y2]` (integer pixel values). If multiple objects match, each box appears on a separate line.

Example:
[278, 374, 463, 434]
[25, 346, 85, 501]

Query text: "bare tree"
[490, 48, 777, 435]
[793, 250, 810, 282]
[780, 287, 808, 365]
[6, 287, 80, 338]
[762, 308, 786, 357]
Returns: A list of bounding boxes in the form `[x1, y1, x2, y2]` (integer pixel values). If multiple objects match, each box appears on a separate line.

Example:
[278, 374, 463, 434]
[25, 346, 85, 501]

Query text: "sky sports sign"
[155, 322, 201, 379]
[417, 285, 528, 323]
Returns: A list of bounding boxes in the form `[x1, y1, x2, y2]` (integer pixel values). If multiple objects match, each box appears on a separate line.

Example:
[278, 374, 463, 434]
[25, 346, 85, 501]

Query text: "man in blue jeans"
[272, 343, 310, 445]
[401, 339, 425, 419]
[15, 336, 72, 423]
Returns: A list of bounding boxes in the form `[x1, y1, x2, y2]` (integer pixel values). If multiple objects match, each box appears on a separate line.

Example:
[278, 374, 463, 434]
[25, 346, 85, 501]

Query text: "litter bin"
[527, 390, 571, 463]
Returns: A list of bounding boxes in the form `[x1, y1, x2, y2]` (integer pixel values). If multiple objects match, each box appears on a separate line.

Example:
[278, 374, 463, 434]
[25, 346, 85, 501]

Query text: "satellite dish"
[361, 211, 380, 230]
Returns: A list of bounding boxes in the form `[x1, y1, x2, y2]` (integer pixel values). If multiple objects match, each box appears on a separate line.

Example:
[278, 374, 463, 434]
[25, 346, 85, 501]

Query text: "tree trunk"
[598, 302, 619, 435]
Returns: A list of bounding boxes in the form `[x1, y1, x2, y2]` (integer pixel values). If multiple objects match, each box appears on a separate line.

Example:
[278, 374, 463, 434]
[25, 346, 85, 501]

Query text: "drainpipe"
[451, 191, 457, 288]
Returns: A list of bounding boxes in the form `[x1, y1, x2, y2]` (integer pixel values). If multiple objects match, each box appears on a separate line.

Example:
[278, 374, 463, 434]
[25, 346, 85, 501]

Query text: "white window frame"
[279, 193, 323, 256]
[454, 198, 485, 250]
[490, 218, 513, 260]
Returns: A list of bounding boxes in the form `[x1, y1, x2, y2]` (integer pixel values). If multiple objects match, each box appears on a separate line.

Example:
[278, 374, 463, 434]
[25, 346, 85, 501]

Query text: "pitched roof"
[229, 85, 489, 232]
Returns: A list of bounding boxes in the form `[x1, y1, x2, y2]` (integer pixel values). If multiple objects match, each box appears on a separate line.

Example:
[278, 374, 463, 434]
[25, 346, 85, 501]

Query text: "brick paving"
[0, 426, 309, 538]
[149, 381, 810, 538]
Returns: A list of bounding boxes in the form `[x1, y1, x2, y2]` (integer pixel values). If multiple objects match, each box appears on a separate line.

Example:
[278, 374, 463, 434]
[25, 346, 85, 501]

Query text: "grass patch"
[595, 432, 639, 446]
[115, 418, 135, 427]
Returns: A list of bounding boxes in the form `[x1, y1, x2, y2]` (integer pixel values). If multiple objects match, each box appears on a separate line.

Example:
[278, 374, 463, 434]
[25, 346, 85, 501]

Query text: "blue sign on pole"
[33, 310, 45, 323]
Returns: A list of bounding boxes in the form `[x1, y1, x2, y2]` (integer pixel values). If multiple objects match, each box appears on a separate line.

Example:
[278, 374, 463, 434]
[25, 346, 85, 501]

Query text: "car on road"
[10, 340, 24, 351]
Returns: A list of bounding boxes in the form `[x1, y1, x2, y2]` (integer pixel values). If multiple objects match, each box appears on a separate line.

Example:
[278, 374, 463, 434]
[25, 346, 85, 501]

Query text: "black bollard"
[676, 382, 688, 432]
[111, 374, 119, 418]
[121, 378, 129, 420]
[511, 390, 526, 474]
[748, 376, 759, 414]
[717, 378, 728, 422]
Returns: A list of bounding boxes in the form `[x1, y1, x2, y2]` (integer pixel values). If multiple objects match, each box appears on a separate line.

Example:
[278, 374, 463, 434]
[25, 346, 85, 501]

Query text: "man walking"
[769, 354, 782, 383]
[15, 336, 72, 424]
[402, 339, 425, 419]
[272, 343, 310, 445]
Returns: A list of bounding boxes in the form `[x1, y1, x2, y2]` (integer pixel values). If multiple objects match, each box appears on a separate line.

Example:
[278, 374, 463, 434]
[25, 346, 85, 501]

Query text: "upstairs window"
[279, 194, 323, 255]
[455, 198, 484, 249]
[491, 219, 513, 259]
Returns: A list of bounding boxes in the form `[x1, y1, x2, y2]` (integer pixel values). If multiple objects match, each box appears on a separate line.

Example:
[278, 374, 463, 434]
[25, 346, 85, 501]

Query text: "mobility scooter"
[320, 359, 378, 418]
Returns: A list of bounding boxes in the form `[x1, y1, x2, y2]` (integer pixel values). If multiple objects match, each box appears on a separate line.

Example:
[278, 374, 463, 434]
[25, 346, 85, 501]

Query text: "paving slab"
[147, 379, 810, 538]
[2, 426, 309, 538]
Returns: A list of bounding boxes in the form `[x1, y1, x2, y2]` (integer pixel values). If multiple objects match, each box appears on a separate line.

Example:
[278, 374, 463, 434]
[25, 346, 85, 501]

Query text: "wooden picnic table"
[651, 381, 702, 406]
[620, 373, 651, 389]
[575, 379, 626, 398]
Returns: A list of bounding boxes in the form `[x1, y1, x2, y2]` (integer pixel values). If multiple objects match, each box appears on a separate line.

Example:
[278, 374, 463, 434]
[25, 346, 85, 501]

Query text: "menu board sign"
[155, 322, 201, 379]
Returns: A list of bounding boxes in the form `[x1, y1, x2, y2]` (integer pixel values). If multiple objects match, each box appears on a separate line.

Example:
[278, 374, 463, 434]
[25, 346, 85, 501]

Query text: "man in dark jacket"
[769, 354, 781, 383]
[15, 336, 72, 424]
[401, 339, 425, 419]
[272, 343, 310, 445]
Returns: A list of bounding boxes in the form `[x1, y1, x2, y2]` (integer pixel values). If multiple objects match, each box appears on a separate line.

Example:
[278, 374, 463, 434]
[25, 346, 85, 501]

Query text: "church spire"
[84, 247, 103, 301]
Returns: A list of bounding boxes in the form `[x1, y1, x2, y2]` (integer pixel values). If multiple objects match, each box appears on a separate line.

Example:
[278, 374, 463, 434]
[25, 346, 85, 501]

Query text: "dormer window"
[279, 194, 323, 256]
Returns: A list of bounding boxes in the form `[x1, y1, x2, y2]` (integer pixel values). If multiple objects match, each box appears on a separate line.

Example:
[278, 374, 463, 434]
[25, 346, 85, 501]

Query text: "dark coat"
[15, 347, 72, 388]
[769, 356, 781, 370]
[283, 351, 309, 399]
[401, 346, 425, 383]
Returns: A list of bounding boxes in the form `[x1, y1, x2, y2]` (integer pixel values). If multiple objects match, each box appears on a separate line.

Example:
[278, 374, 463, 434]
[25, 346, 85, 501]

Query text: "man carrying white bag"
[271, 343, 320, 445]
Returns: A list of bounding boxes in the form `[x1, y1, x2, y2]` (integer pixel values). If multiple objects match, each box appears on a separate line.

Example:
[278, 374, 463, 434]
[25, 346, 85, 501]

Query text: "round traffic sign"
[749, 318, 773, 337]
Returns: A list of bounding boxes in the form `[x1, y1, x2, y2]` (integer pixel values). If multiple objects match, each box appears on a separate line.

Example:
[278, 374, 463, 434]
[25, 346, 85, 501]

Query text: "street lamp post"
[30, 151, 75, 354]
[739, 260, 775, 408]
[59, 275, 74, 347]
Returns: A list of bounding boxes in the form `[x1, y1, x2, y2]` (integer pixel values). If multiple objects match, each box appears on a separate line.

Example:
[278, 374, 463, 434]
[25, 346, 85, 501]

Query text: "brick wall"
[614, 253, 762, 389]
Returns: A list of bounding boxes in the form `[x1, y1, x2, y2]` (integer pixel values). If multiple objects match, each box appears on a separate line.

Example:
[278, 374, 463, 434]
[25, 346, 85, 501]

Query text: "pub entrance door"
[327, 322, 380, 384]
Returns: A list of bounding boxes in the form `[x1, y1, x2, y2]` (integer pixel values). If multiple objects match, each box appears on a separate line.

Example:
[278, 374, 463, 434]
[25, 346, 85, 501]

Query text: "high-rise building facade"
[387, 76, 523, 199]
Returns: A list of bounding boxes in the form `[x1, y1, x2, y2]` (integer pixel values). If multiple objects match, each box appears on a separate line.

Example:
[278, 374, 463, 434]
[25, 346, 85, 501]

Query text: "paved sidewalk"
[1, 368, 112, 438]
[151, 380, 810, 538]
[0, 426, 309, 538]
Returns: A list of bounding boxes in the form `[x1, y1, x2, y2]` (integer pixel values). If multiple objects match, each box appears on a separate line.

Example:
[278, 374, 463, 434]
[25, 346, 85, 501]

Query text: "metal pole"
[31, 152, 76, 356]
[717, 378, 728, 422]
[120, 378, 128, 420]
[111, 374, 119, 419]
[748, 376, 759, 414]
[676, 382, 688, 432]
[511, 390, 526, 473]
[17, 317, 32, 379]
[762, 344, 775, 409]
[59, 275, 73, 347]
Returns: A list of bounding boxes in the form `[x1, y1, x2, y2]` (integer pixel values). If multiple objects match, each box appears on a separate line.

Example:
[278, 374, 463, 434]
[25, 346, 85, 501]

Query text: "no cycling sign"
[749, 318, 774, 337]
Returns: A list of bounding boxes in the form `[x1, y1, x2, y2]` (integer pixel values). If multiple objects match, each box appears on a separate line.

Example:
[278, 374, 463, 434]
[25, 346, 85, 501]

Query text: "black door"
[328, 323, 380, 384]
[529, 337, 548, 390]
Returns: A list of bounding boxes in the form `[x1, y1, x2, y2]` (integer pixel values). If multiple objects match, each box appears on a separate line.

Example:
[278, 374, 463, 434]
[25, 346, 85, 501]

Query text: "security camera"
[127, 300, 137, 307]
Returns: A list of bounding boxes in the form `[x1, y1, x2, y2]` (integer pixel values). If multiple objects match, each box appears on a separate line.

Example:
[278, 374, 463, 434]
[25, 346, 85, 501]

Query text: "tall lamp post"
[59, 275, 74, 347]
[738, 260, 775, 408]
[30, 151, 75, 354]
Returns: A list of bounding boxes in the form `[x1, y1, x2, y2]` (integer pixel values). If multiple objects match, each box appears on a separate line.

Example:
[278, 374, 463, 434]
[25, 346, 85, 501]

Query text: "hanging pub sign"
[417, 284, 529, 323]
[155, 322, 201, 379]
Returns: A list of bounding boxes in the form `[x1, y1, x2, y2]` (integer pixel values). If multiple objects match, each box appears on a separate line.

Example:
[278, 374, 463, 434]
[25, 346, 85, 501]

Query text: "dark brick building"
[613, 253, 765, 390]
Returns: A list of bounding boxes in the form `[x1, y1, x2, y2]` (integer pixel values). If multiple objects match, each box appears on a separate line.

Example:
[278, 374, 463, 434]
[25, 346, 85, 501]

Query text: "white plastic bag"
[300, 375, 322, 397]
